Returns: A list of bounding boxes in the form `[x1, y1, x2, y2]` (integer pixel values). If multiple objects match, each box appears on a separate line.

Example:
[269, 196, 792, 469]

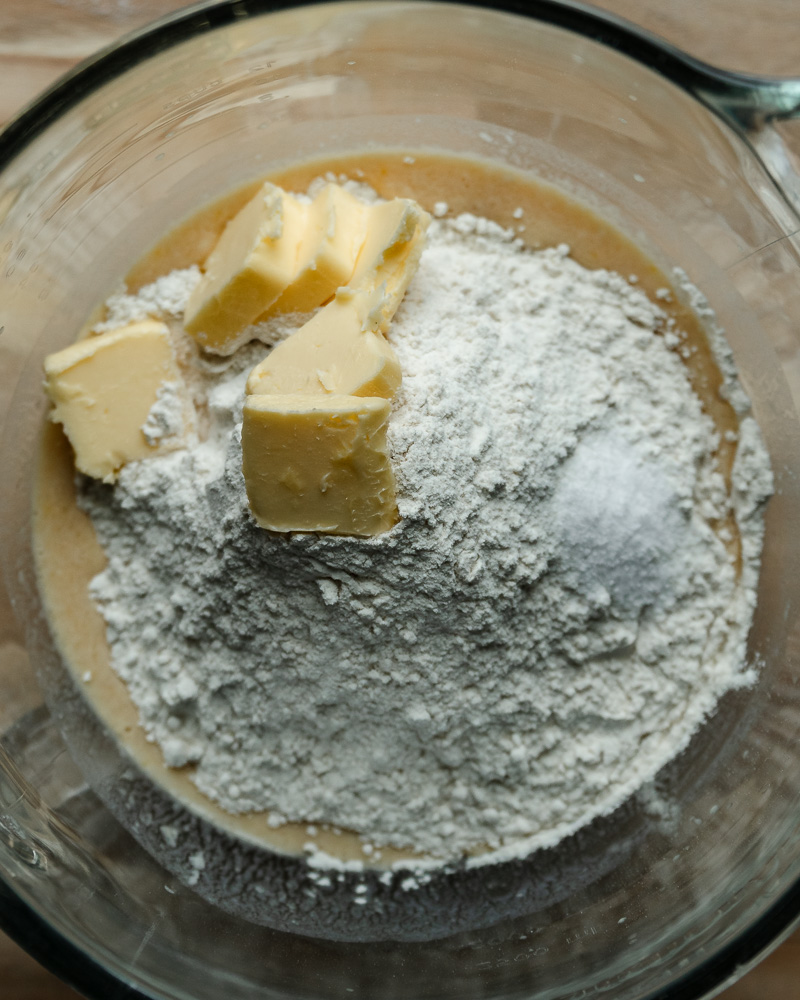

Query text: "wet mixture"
[33, 152, 772, 868]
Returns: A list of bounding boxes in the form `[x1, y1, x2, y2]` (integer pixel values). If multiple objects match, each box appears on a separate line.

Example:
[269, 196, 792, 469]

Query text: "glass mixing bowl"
[2, 1, 800, 997]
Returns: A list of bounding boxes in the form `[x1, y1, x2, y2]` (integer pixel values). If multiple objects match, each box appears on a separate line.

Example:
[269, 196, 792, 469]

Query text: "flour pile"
[80, 209, 772, 863]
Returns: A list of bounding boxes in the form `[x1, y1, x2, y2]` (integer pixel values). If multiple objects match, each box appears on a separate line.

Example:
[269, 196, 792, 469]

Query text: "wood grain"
[0, 935, 82, 1000]
[1, 2, 798, 998]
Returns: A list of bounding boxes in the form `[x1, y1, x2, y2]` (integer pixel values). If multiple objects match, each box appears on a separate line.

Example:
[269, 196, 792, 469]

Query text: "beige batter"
[32, 151, 741, 864]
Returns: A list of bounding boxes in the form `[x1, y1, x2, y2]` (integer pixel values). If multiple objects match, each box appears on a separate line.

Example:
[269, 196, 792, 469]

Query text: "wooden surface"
[1, 1, 799, 997]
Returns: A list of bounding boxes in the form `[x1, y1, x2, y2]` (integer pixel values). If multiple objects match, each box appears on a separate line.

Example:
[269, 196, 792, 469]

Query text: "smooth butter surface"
[241, 193, 429, 536]
[266, 183, 368, 316]
[346, 198, 430, 332]
[242, 394, 398, 536]
[246, 286, 401, 398]
[245, 197, 430, 399]
[43, 320, 184, 483]
[184, 183, 305, 353]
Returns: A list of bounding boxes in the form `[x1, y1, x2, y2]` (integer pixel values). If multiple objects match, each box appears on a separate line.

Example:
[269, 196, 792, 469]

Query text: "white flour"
[140, 381, 186, 445]
[79, 210, 772, 864]
[94, 266, 202, 330]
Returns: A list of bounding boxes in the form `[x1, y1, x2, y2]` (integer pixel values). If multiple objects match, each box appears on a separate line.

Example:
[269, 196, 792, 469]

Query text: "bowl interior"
[1, 3, 800, 998]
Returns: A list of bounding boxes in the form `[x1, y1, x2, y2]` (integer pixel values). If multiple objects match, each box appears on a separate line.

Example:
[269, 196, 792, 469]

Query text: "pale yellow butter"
[242, 393, 398, 536]
[241, 191, 430, 537]
[183, 183, 306, 354]
[346, 197, 430, 332]
[245, 285, 401, 399]
[245, 195, 429, 400]
[266, 184, 368, 316]
[43, 320, 187, 483]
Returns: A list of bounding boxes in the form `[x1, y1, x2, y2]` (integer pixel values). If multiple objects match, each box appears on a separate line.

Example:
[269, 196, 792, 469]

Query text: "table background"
[1, 1, 799, 997]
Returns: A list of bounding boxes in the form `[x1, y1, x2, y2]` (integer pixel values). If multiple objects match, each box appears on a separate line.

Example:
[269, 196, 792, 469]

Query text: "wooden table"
[1, 1, 798, 997]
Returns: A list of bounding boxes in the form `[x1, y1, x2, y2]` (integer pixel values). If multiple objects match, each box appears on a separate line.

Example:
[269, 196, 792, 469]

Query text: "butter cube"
[242, 393, 398, 536]
[184, 182, 306, 354]
[43, 320, 187, 482]
[245, 194, 429, 400]
[347, 197, 430, 331]
[245, 285, 401, 399]
[266, 183, 368, 316]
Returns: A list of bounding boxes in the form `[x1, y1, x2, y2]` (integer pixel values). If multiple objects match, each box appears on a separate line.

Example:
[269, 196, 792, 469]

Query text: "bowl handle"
[686, 65, 800, 220]
[543, 1, 800, 222]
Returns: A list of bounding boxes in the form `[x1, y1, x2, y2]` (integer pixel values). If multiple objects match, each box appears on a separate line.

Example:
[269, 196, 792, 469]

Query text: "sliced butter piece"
[184, 182, 306, 354]
[245, 285, 401, 399]
[242, 393, 397, 536]
[43, 320, 187, 483]
[246, 195, 428, 399]
[346, 197, 430, 331]
[266, 183, 368, 316]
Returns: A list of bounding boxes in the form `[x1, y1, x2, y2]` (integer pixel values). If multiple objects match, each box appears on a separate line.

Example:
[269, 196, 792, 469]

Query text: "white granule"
[79, 211, 772, 864]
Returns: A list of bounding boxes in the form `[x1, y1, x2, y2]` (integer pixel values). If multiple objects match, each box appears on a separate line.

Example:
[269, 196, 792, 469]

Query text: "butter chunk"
[347, 197, 430, 331]
[184, 182, 306, 354]
[242, 393, 398, 536]
[267, 184, 368, 316]
[245, 285, 401, 399]
[43, 320, 187, 482]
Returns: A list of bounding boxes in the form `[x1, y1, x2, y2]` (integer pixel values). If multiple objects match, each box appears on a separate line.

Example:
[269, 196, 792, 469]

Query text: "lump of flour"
[80, 211, 772, 863]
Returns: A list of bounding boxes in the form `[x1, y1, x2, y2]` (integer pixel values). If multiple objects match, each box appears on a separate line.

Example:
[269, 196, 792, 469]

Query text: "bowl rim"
[1, 0, 793, 170]
[1, 2, 799, 999]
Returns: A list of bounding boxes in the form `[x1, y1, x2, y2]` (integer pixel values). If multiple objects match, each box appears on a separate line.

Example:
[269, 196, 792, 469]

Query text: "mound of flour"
[80, 211, 772, 862]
